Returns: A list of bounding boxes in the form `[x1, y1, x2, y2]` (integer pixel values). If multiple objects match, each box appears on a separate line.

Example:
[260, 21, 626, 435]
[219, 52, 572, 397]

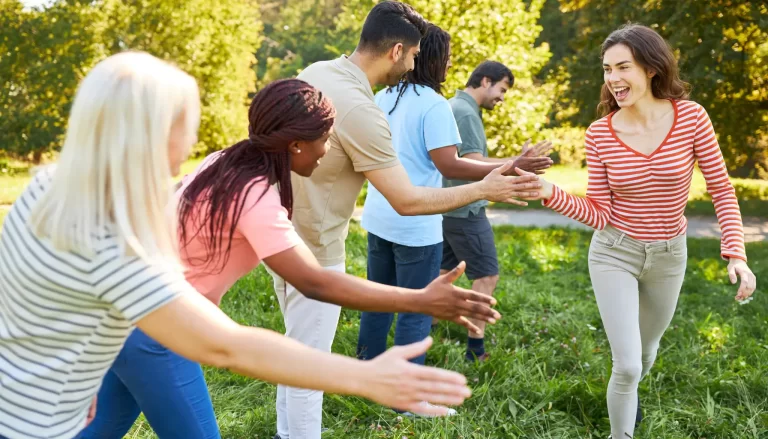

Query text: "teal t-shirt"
[443, 90, 488, 218]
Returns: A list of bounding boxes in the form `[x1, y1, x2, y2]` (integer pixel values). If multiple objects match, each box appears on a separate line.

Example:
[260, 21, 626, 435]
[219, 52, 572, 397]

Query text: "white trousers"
[266, 262, 344, 439]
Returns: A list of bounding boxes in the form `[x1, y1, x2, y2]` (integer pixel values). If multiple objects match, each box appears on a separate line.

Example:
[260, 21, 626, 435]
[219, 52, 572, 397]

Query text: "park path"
[352, 207, 768, 243]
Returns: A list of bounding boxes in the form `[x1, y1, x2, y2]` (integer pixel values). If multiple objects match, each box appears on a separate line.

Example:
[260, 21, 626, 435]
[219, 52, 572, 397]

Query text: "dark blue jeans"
[356, 233, 442, 365]
[78, 328, 220, 439]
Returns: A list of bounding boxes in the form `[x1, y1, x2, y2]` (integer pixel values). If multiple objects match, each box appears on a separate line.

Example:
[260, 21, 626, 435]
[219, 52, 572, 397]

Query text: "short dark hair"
[466, 61, 514, 89]
[386, 24, 451, 114]
[357, 1, 428, 55]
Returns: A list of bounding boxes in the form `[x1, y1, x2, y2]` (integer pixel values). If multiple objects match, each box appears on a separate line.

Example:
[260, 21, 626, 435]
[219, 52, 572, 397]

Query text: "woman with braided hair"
[80, 78, 501, 439]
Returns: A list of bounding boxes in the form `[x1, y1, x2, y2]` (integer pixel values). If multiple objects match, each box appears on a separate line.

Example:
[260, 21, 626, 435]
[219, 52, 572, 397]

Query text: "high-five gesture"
[508, 139, 554, 175]
[480, 161, 542, 206]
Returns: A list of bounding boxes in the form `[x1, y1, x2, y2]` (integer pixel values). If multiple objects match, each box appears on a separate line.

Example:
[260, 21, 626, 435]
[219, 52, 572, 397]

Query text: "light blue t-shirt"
[361, 84, 462, 247]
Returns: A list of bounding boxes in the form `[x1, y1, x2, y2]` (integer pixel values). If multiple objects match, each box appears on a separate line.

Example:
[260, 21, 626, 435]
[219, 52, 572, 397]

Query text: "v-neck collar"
[607, 99, 678, 159]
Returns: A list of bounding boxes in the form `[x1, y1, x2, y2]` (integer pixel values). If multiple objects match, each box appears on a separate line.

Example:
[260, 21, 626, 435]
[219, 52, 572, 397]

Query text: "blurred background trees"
[2, 0, 766, 177]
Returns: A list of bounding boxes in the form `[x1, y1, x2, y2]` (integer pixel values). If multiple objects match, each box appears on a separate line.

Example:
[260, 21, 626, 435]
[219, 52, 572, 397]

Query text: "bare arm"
[364, 161, 541, 216]
[463, 152, 512, 164]
[429, 146, 503, 181]
[264, 244, 500, 331]
[137, 292, 471, 415]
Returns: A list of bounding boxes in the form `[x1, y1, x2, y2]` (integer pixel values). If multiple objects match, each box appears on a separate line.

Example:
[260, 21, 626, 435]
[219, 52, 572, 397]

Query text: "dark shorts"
[441, 208, 499, 280]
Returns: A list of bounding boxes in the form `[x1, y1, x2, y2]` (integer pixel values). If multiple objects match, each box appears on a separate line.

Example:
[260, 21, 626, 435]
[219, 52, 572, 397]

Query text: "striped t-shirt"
[544, 100, 746, 261]
[0, 167, 191, 439]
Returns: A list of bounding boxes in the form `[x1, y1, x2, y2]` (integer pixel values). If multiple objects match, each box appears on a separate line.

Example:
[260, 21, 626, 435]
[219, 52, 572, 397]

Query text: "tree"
[539, 0, 768, 178]
[0, 0, 108, 162]
[0, 0, 261, 161]
[331, 0, 555, 158]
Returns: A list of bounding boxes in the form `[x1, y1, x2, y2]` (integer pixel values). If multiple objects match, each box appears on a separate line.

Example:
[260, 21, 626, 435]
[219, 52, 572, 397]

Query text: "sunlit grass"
[119, 222, 768, 439]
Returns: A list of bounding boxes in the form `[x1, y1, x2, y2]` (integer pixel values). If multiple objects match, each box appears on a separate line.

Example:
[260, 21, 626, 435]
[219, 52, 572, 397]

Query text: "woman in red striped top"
[523, 24, 757, 438]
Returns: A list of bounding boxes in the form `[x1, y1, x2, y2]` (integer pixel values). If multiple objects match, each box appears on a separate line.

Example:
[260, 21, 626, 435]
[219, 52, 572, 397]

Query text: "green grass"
[128, 223, 768, 439]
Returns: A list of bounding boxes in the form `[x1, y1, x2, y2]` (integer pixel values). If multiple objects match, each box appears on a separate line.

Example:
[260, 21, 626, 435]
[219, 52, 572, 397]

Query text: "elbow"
[435, 162, 462, 180]
[292, 272, 328, 301]
[391, 198, 420, 216]
[198, 335, 239, 370]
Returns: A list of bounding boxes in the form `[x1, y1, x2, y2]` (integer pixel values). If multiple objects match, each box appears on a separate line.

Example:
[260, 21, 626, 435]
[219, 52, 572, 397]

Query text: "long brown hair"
[178, 79, 335, 273]
[598, 24, 691, 117]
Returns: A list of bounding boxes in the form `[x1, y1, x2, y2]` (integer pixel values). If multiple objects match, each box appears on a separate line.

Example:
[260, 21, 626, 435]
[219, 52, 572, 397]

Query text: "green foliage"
[0, 0, 108, 162]
[539, 0, 768, 178]
[0, 0, 261, 160]
[126, 224, 768, 438]
[331, 0, 555, 158]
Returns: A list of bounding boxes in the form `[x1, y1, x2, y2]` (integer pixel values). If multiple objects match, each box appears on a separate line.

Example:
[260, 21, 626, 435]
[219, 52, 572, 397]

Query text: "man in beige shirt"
[267, 3, 541, 438]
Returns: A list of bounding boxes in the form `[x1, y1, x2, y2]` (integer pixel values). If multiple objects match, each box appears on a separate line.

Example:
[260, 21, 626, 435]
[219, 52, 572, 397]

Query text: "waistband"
[598, 224, 686, 253]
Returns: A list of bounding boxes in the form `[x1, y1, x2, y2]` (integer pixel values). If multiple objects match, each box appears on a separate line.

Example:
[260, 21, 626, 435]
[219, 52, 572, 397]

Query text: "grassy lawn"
[126, 223, 768, 439]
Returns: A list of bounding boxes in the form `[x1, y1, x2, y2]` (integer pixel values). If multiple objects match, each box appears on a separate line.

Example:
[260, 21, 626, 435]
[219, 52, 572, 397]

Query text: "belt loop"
[616, 233, 625, 247]
[666, 240, 671, 252]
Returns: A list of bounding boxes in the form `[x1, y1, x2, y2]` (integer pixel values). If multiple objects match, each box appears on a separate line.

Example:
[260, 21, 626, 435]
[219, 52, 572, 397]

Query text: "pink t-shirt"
[175, 152, 302, 305]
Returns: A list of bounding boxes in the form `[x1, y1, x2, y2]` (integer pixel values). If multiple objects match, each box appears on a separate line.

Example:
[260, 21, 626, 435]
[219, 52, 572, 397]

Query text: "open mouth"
[614, 86, 630, 101]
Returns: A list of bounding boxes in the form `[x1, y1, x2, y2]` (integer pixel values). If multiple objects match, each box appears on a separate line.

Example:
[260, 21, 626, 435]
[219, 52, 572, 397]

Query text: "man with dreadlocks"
[356, 24, 553, 416]
[266, 2, 546, 438]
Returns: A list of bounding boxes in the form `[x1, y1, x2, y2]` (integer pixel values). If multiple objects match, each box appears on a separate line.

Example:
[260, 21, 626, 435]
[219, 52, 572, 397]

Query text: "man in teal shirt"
[441, 61, 552, 361]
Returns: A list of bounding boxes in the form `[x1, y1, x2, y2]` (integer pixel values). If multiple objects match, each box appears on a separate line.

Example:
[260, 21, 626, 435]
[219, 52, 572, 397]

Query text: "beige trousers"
[588, 225, 687, 438]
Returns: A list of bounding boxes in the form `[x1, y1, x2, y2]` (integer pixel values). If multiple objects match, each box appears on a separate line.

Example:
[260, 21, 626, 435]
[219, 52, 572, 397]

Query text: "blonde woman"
[0, 52, 473, 439]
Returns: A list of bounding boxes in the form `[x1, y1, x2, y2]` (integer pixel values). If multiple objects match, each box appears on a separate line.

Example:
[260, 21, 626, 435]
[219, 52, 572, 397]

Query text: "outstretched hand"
[507, 139, 554, 175]
[363, 337, 471, 415]
[481, 161, 542, 206]
[420, 261, 501, 335]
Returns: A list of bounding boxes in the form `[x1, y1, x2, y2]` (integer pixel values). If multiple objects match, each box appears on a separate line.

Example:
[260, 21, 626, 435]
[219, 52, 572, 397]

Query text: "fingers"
[441, 261, 466, 284]
[521, 138, 532, 153]
[728, 265, 737, 284]
[495, 160, 515, 174]
[459, 288, 497, 306]
[459, 299, 500, 322]
[501, 198, 529, 206]
[533, 140, 554, 156]
[409, 362, 468, 386]
[400, 402, 454, 417]
[455, 316, 484, 336]
[514, 167, 535, 177]
[389, 337, 433, 361]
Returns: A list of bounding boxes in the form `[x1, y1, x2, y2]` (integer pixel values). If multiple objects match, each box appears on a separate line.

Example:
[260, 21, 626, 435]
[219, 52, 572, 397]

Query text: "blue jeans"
[78, 328, 219, 439]
[356, 233, 442, 365]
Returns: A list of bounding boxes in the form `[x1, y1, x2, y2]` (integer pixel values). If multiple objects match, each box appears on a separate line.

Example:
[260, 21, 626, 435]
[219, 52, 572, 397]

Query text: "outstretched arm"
[264, 244, 500, 333]
[138, 292, 471, 416]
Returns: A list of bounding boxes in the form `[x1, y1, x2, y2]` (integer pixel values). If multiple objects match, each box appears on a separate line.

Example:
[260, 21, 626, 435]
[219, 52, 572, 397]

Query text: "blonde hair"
[29, 51, 200, 265]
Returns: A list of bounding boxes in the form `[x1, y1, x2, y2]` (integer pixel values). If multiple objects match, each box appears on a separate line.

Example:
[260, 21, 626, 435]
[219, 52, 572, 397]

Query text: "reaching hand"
[362, 337, 471, 415]
[727, 258, 757, 302]
[420, 261, 501, 335]
[514, 167, 554, 200]
[481, 161, 542, 206]
[509, 139, 554, 175]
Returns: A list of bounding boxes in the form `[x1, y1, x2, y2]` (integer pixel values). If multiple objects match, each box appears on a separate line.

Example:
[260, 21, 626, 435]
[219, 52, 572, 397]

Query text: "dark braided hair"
[178, 79, 335, 274]
[388, 24, 451, 114]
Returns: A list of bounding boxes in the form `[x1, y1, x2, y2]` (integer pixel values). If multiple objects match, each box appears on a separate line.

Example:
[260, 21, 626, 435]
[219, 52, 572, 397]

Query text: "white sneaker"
[401, 401, 458, 418]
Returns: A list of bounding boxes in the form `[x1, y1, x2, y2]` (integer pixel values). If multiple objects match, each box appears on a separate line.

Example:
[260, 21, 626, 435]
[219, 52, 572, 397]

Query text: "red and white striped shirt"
[544, 99, 746, 261]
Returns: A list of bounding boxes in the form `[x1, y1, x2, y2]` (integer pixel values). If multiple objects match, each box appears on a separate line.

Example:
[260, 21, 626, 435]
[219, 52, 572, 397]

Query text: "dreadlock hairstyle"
[178, 79, 335, 274]
[388, 24, 451, 114]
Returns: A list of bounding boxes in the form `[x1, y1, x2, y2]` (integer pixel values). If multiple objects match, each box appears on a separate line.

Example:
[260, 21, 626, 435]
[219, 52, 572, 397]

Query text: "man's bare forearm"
[399, 183, 487, 216]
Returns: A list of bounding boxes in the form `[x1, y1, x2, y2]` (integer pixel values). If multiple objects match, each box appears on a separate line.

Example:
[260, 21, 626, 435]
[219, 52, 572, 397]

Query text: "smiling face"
[479, 76, 511, 110]
[289, 129, 333, 177]
[384, 43, 420, 86]
[602, 43, 655, 109]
